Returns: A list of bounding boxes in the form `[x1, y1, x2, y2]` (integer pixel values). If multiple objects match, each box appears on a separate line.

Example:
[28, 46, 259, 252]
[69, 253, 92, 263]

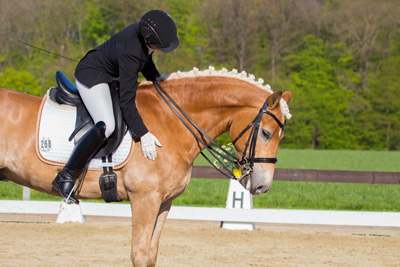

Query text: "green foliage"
[366, 46, 400, 150]
[283, 36, 355, 149]
[81, 1, 125, 47]
[0, 68, 41, 95]
[155, 0, 209, 72]
[1, 0, 399, 150]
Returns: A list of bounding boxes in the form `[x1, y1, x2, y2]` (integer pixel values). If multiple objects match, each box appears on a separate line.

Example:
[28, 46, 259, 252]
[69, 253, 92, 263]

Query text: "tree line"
[0, 0, 399, 150]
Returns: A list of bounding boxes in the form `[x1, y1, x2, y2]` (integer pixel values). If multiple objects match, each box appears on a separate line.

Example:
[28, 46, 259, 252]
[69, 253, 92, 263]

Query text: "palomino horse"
[0, 67, 292, 266]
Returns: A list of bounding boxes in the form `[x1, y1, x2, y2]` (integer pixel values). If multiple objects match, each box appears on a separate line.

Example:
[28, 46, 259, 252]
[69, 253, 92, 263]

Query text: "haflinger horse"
[0, 66, 292, 266]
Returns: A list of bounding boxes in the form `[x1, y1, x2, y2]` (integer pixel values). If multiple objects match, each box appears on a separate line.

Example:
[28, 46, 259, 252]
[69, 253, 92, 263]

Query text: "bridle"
[153, 81, 286, 181]
[231, 97, 286, 180]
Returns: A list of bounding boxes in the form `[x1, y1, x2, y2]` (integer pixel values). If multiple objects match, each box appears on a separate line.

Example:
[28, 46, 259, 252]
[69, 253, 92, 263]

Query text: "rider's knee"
[103, 119, 115, 138]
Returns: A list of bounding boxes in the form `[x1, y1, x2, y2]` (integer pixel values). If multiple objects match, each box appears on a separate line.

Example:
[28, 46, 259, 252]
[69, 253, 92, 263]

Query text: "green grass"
[195, 148, 400, 171]
[0, 183, 63, 201]
[172, 179, 400, 212]
[2, 149, 400, 211]
[276, 149, 400, 172]
[179, 149, 400, 211]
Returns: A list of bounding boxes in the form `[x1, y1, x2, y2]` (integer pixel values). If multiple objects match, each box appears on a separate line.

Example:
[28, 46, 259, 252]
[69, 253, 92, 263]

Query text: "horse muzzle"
[239, 163, 274, 195]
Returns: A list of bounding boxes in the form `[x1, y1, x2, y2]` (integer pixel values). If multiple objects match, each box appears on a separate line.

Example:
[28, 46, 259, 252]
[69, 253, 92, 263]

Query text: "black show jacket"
[75, 23, 159, 139]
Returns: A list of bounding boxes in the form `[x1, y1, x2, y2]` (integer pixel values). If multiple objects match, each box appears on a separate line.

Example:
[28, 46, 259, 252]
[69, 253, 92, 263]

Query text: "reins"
[152, 81, 286, 181]
[153, 81, 238, 179]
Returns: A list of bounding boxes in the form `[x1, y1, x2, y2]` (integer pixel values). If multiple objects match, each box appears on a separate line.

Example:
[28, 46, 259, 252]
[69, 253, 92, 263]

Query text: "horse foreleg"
[129, 191, 162, 267]
[148, 201, 172, 266]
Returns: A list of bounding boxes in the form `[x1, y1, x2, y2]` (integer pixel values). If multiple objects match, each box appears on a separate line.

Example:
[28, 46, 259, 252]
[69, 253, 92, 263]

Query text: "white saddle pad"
[36, 90, 134, 169]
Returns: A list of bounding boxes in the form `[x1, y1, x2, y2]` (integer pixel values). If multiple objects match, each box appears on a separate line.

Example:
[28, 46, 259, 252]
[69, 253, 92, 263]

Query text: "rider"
[51, 10, 179, 204]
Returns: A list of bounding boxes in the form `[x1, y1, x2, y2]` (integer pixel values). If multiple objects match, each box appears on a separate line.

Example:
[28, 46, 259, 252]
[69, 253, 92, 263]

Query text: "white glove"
[140, 132, 162, 160]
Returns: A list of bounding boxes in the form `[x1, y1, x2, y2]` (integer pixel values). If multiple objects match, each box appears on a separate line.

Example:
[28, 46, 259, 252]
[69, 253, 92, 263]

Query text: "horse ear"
[268, 91, 282, 109]
[282, 91, 293, 104]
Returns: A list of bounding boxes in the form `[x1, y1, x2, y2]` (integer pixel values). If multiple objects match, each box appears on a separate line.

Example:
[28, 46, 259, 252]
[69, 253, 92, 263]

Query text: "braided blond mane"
[168, 66, 274, 93]
[145, 66, 292, 119]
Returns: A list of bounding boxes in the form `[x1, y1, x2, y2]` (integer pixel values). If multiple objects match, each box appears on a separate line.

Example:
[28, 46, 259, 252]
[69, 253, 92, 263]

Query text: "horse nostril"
[255, 186, 267, 194]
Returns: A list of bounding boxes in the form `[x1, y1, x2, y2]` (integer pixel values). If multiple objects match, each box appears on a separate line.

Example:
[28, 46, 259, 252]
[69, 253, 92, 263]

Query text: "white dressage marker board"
[221, 179, 255, 230]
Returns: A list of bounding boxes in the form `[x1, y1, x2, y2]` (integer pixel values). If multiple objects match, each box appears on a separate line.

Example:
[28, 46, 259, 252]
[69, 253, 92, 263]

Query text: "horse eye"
[261, 129, 271, 140]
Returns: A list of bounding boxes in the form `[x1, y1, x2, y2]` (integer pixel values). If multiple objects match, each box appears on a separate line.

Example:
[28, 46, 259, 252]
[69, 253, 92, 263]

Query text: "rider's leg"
[51, 81, 115, 203]
[52, 121, 106, 203]
[76, 81, 115, 138]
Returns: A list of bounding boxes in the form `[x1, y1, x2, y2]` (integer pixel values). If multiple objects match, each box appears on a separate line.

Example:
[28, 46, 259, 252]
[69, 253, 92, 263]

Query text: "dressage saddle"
[49, 71, 127, 159]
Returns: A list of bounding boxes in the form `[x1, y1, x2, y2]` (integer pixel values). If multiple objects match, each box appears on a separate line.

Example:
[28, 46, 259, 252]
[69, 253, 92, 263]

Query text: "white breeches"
[75, 80, 115, 138]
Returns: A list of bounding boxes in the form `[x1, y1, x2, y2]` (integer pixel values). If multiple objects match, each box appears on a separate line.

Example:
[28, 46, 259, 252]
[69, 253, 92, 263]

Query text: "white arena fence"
[1, 200, 400, 228]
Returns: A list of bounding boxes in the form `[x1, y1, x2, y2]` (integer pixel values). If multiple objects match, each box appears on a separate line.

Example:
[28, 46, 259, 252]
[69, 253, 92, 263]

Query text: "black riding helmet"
[139, 10, 179, 53]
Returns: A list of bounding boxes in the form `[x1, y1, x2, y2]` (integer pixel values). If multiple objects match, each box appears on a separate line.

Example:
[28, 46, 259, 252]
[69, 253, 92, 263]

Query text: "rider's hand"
[140, 132, 162, 160]
[155, 73, 169, 82]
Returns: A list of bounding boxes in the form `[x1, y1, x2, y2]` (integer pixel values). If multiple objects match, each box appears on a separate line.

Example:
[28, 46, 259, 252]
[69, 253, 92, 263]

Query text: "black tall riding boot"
[52, 121, 107, 204]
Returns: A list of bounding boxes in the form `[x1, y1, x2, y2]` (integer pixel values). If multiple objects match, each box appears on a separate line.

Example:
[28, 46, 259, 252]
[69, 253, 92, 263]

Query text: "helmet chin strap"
[143, 38, 155, 55]
[143, 37, 151, 46]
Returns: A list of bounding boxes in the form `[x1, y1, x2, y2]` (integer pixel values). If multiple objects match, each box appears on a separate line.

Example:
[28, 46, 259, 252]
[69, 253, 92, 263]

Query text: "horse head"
[230, 90, 292, 195]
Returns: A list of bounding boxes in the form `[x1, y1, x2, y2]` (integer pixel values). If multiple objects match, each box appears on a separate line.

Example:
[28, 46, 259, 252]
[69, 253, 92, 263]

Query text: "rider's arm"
[141, 54, 160, 81]
[118, 52, 148, 140]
